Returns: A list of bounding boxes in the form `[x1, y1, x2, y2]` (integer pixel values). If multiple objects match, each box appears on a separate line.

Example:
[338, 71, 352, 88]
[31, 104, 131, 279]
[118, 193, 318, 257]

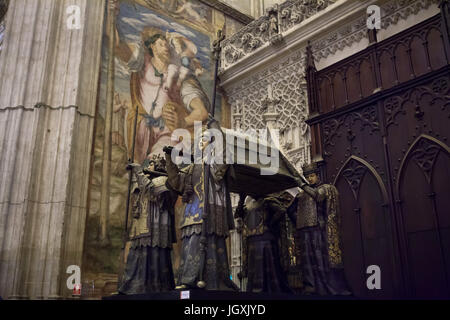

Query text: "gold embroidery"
[297, 191, 318, 228]
[180, 164, 205, 228]
[325, 185, 343, 267]
[242, 224, 268, 237]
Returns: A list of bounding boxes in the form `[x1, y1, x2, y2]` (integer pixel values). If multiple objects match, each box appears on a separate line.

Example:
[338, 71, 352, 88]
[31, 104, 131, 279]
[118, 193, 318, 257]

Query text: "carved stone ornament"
[220, 0, 440, 71]
[228, 47, 311, 170]
[220, 0, 337, 70]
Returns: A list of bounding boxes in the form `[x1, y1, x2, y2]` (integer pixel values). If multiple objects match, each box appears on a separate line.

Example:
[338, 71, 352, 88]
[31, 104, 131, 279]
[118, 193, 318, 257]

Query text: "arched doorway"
[335, 156, 396, 298]
[396, 135, 450, 298]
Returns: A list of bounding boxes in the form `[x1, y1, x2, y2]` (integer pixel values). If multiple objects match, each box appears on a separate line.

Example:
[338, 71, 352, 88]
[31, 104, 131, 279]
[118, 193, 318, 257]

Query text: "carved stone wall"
[220, 0, 337, 71]
[221, 0, 442, 164]
[227, 48, 311, 169]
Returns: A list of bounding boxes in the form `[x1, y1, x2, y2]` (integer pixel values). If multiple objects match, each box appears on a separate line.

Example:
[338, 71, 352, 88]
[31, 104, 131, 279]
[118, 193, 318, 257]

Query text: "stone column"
[232, 100, 242, 130]
[99, 0, 115, 247]
[262, 84, 280, 146]
[0, 0, 105, 299]
[229, 101, 244, 289]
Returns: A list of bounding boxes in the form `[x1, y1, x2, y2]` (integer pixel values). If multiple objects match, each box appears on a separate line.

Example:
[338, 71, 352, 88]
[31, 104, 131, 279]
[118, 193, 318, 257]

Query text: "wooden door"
[335, 157, 396, 299]
[307, 12, 450, 298]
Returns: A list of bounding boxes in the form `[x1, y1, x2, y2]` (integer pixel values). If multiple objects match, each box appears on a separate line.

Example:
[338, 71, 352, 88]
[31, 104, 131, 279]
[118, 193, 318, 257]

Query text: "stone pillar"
[232, 100, 242, 130]
[99, 0, 115, 247]
[229, 196, 245, 291]
[0, 0, 105, 299]
[262, 84, 280, 147]
[229, 101, 244, 290]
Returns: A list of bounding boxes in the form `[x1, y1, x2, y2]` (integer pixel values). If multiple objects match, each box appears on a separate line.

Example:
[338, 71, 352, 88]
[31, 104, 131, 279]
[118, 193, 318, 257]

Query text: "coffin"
[222, 129, 301, 197]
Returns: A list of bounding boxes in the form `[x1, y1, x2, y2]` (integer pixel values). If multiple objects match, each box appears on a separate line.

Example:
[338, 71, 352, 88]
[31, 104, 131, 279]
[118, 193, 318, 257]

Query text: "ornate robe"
[118, 169, 177, 294]
[165, 153, 237, 290]
[235, 196, 292, 293]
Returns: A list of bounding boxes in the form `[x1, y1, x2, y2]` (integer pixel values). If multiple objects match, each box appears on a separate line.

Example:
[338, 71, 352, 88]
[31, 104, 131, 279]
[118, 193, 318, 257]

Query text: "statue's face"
[198, 134, 211, 151]
[306, 172, 319, 185]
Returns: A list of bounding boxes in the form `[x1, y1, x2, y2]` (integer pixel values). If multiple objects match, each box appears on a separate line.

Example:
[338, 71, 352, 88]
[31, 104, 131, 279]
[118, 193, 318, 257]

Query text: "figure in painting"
[118, 155, 178, 294]
[108, 1, 210, 164]
[234, 193, 292, 293]
[163, 119, 238, 291]
[288, 162, 352, 296]
[175, 0, 210, 30]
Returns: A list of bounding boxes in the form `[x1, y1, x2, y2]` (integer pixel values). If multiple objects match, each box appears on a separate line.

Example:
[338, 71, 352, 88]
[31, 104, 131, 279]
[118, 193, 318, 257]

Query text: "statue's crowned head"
[192, 124, 213, 153]
[147, 154, 167, 173]
[199, 126, 215, 151]
[302, 162, 320, 185]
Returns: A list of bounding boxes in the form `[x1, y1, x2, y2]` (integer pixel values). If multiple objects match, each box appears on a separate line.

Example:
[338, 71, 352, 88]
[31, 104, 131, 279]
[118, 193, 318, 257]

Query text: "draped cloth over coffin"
[222, 130, 300, 197]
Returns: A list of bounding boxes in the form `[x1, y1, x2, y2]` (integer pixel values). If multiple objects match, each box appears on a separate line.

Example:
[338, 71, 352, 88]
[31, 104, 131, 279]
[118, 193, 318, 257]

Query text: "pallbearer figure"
[164, 118, 237, 291]
[288, 162, 352, 296]
[235, 194, 292, 294]
[119, 155, 178, 294]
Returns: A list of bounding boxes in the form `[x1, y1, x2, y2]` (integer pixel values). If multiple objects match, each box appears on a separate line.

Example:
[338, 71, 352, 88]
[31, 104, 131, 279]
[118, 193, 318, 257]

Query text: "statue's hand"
[207, 113, 220, 130]
[295, 177, 308, 188]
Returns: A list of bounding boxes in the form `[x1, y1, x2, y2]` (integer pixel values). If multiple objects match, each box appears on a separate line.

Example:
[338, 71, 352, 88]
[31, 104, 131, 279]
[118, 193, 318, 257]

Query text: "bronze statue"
[118, 155, 178, 294]
[164, 118, 237, 291]
[288, 162, 351, 296]
[235, 193, 292, 294]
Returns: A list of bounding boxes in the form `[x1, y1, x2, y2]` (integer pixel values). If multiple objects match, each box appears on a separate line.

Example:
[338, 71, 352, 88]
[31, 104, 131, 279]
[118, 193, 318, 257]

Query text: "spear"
[124, 105, 139, 244]
[196, 29, 225, 289]
[117, 105, 138, 288]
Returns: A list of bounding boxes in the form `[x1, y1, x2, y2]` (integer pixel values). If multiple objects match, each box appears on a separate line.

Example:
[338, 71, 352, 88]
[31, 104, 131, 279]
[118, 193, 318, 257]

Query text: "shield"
[222, 129, 302, 197]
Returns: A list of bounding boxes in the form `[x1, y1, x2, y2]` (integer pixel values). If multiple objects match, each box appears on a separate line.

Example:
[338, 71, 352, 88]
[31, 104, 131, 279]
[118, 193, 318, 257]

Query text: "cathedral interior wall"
[0, 0, 447, 300]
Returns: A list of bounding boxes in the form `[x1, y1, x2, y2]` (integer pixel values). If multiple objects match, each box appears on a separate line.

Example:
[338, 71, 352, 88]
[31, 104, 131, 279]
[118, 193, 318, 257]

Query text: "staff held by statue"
[197, 29, 225, 289]
[124, 105, 138, 246]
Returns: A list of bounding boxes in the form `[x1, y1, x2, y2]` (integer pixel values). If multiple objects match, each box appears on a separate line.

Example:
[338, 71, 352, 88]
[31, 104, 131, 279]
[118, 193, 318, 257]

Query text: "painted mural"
[83, 0, 242, 298]
[115, 4, 214, 162]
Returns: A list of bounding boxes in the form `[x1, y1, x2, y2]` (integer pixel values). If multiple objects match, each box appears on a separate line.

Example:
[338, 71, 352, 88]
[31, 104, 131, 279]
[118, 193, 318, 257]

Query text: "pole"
[124, 105, 138, 245]
[210, 30, 224, 115]
[117, 106, 138, 288]
[197, 29, 224, 289]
